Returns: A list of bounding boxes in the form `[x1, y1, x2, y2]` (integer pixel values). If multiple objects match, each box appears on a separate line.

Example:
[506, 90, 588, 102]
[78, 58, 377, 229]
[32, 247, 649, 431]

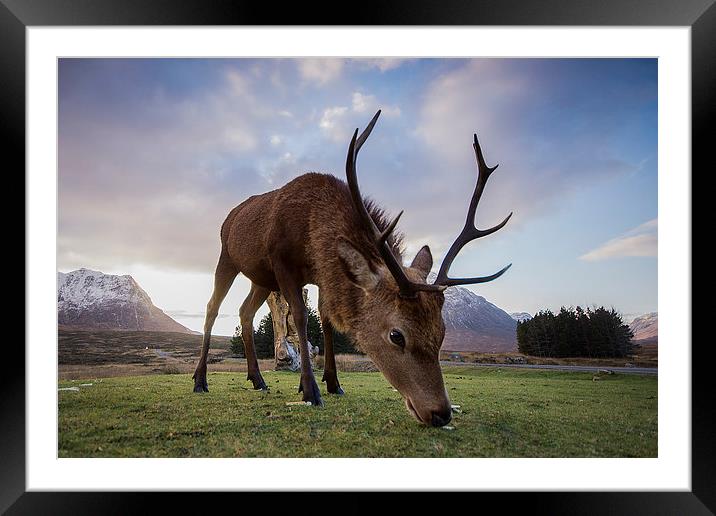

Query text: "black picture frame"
[5, 0, 711, 513]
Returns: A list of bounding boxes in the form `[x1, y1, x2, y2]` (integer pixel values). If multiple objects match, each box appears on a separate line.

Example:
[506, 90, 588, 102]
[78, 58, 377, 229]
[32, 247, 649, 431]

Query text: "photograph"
[56, 57, 659, 459]
[3, 0, 709, 506]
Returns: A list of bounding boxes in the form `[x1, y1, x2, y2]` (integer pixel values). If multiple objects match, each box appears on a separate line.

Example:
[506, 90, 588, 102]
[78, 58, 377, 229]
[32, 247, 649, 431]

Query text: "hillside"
[441, 284, 518, 352]
[58, 328, 235, 379]
[629, 312, 658, 343]
[58, 269, 196, 334]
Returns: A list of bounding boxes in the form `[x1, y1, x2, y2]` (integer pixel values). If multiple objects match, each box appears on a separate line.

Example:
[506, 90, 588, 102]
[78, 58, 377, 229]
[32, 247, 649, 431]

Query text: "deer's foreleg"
[274, 270, 322, 406]
[318, 306, 344, 395]
[293, 299, 323, 406]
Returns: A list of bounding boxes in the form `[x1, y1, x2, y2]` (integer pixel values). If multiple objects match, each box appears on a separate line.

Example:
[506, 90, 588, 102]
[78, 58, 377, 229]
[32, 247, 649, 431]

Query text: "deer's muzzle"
[405, 397, 452, 427]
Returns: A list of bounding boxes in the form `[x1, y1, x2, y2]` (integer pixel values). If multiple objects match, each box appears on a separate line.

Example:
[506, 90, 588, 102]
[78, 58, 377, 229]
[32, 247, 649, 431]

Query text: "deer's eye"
[389, 329, 405, 348]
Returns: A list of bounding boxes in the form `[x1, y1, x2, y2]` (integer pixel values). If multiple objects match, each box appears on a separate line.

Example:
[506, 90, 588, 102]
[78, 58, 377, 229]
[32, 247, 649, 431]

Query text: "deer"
[192, 110, 512, 427]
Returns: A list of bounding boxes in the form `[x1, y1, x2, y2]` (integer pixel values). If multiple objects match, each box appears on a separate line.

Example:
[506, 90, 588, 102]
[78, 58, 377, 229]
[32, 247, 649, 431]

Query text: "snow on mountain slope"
[510, 312, 533, 322]
[439, 281, 518, 352]
[629, 312, 658, 341]
[58, 269, 195, 334]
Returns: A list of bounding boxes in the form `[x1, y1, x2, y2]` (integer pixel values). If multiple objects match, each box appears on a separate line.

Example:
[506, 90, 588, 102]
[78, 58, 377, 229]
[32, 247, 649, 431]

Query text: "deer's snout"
[430, 407, 452, 427]
[405, 396, 452, 427]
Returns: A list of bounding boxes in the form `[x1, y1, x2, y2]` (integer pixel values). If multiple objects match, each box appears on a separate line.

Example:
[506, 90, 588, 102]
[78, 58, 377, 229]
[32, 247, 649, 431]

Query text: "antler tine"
[346, 111, 445, 297]
[379, 210, 403, 245]
[433, 133, 512, 287]
[437, 263, 512, 287]
[345, 127, 381, 237]
[356, 109, 381, 152]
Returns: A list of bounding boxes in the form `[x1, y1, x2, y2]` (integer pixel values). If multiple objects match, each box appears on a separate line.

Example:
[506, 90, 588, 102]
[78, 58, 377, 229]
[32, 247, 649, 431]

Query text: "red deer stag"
[193, 110, 511, 427]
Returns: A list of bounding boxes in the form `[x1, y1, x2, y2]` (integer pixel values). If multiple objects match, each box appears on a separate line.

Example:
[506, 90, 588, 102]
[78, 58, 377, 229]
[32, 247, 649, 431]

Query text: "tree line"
[516, 306, 636, 358]
[230, 303, 361, 358]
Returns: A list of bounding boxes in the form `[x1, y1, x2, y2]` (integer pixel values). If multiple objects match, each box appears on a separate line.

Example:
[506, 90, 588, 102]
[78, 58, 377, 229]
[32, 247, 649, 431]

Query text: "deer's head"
[340, 110, 512, 427]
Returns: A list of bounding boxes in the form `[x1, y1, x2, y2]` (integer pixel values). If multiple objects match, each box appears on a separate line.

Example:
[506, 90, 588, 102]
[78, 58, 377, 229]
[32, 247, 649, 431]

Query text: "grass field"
[58, 367, 657, 458]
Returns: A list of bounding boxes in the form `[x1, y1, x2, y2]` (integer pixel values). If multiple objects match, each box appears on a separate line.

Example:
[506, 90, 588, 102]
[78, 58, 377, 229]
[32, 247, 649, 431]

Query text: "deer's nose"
[430, 408, 452, 427]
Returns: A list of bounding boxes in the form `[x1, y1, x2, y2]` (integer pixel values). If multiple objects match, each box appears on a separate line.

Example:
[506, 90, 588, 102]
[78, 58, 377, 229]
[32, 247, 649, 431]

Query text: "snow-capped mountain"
[629, 312, 658, 342]
[510, 312, 533, 322]
[58, 269, 194, 333]
[439, 281, 518, 352]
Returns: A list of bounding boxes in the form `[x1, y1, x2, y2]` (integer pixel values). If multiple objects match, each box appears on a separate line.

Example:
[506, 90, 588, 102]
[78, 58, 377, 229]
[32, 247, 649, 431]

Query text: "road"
[440, 361, 657, 375]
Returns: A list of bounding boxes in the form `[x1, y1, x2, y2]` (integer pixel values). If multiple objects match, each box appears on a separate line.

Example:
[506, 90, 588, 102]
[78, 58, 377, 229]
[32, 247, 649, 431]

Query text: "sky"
[58, 58, 657, 335]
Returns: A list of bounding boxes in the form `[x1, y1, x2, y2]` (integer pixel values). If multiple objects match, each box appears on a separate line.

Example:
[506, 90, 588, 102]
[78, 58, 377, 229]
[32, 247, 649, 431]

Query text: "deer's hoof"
[329, 386, 345, 396]
[248, 374, 268, 391]
[322, 372, 344, 395]
[193, 380, 208, 393]
[300, 379, 323, 407]
[253, 381, 268, 391]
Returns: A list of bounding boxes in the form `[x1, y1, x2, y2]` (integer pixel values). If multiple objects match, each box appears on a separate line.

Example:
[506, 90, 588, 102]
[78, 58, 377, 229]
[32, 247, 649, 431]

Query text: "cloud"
[351, 92, 374, 113]
[223, 126, 258, 151]
[580, 219, 657, 261]
[297, 59, 410, 85]
[319, 106, 349, 129]
[58, 60, 286, 273]
[351, 92, 401, 116]
[319, 92, 401, 142]
[225, 69, 251, 96]
[319, 106, 350, 142]
[297, 58, 344, 85]
[410, 58, 654, 246]
[357, 58, 413, 72]
[58, 58, 656, 282]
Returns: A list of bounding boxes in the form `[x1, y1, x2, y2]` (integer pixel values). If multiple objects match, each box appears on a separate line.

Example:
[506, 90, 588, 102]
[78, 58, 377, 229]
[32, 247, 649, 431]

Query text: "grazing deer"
[193, 110, 511, 427]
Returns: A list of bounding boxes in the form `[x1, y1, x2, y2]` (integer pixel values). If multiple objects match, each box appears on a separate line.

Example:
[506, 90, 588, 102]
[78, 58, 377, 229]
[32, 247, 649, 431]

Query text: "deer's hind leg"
[193, 251, 237, 392]
[318, 295, 344, 395]
[239, 283, 271, 390]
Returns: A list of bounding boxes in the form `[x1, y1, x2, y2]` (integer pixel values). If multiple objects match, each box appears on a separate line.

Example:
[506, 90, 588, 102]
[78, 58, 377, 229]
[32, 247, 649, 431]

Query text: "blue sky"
[58, 58, 657, 335]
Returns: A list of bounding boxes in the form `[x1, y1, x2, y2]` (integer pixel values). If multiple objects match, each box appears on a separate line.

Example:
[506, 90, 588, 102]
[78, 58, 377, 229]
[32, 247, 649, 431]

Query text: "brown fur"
[193, 172, 452, 426]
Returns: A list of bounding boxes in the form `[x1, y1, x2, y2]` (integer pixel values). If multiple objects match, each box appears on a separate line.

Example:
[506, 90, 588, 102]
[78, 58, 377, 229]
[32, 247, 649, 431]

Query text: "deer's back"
[221, 172, 352, 289]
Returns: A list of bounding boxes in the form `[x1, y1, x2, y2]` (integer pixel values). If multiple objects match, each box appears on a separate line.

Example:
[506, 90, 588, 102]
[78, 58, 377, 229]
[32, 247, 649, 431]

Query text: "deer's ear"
[337, 238, 381, 290]
[410, 245, 433, 280]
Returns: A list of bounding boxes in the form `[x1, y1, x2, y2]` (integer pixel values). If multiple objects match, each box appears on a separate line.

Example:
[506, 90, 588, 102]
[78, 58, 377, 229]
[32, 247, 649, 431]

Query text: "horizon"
[57, 266, 656, 335]
[58, 58, 657, 336]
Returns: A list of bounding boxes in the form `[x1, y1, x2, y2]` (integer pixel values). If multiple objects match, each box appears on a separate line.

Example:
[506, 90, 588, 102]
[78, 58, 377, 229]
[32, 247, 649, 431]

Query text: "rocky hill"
[629, 312, 658, 343]
[58, 269, 196, 334]
[441, 284, 518, 352]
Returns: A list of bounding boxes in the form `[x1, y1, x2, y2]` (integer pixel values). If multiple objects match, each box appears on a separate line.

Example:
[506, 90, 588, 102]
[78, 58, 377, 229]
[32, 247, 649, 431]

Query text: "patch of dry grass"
[441, 345, 657, 368]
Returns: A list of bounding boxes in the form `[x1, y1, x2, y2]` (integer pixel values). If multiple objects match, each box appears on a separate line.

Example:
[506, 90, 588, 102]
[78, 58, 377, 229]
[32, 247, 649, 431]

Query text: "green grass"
[58, 368, 657, 457]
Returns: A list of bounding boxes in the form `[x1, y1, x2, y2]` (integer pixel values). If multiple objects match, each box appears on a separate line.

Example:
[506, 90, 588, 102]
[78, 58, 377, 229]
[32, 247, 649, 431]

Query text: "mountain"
[629, 312, 658, 342]
[440, 284, 518, 353]
[58, 269, 196, 334]
[510, 312, 533, 322]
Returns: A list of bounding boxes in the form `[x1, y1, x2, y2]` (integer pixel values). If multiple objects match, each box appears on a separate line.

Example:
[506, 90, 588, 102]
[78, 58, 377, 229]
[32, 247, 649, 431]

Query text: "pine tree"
[516, 306, 634, 358]
[306, 304, 323, 349]
[247, 301, 363, 358]
[252, 313, 275, 358]
[229, 325, 244, 356]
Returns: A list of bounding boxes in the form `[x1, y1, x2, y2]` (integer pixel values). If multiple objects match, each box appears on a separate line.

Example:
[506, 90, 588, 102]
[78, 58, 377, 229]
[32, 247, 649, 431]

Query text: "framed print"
[6, 0, 712, 513]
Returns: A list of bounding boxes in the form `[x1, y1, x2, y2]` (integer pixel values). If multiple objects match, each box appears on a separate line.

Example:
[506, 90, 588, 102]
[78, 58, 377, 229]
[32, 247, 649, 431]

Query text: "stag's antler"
[346, 111, 445, 298]
[432, 134, 512, 287]
[346, 111, 511, 297]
